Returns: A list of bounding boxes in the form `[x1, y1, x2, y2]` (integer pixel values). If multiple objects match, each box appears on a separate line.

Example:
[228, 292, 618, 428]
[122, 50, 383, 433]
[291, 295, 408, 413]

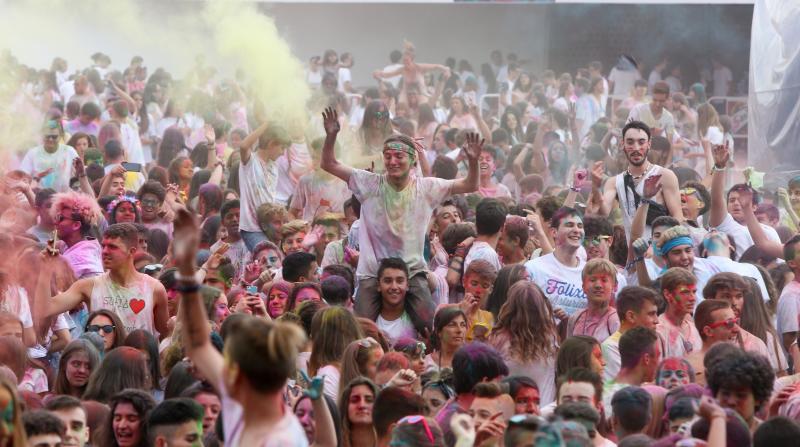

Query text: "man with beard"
[590, 120, 682, 242]
[320, 107, 480, 328]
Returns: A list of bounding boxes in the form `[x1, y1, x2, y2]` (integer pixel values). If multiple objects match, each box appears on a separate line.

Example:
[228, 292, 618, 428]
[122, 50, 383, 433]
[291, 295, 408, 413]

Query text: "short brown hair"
[661, 267, 697, 292]
[103, 223, 139, 248]
[653, 81, 670, 96]
[694, 299, 731, 340]
[702, 272, 750, 300]
[473, 382, 506, 399]
[582, 258, 618, 283]
[464, 259, 498, 283]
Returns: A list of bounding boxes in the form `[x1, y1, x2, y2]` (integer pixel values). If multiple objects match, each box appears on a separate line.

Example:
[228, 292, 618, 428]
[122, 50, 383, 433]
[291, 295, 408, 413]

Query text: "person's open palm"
[464, 132, 484, 161]
[712, 142, 730, 168]
[643, 174, 662, 199]
[322, 107, 340, 135]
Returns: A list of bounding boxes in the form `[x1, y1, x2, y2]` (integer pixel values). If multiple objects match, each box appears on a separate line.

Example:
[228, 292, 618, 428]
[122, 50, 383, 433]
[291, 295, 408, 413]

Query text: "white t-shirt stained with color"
[525, 253, 587, 316]
[348, 169, 454, 279]
[238, 154, 278, 233]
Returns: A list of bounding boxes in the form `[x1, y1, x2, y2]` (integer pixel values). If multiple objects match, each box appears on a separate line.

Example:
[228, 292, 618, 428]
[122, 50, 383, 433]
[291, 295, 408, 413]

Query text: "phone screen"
[121, 162, 142, 172]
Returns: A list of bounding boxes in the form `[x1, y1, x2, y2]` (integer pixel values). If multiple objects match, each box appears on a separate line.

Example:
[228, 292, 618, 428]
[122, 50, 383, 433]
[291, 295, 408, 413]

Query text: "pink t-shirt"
[657, 313, 702, 358]
[567, 307, 620, 343]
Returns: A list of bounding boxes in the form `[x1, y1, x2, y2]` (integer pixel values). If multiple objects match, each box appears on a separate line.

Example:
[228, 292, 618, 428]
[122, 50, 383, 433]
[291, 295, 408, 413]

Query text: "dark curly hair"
[707, 350, 775, 411]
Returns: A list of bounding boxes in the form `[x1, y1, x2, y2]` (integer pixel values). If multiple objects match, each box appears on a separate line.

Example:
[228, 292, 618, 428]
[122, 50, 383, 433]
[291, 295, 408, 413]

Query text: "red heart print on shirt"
[129, 299, 145, 315]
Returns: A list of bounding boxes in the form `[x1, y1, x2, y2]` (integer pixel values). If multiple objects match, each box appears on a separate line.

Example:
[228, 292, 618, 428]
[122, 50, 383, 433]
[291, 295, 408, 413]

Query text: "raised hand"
[300, 370, 325, 401]
[642, 174, 662, 199]
[322, 107, 340, 136]
[203, 123, 216, 144]
[632, 237, 650, 258]
[573, 168, 589, 189]
[73, 157, 86, 178]
[206, 242, 230, 271]
[712, 142, 730, 169]
[463, 132, 484, 161]
[590, 160, 605, 189]
[778, 187, 792, 209]
[172, 208, 199, 273]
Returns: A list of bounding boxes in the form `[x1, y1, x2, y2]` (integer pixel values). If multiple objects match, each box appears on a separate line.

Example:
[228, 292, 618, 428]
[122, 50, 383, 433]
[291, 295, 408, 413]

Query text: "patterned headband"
[383, 141, 416, 159]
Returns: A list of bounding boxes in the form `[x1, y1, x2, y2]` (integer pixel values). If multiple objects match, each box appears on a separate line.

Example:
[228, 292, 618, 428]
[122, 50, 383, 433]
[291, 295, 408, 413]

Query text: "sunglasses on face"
[55, 214, 72, 223]
[86, 324, 115, 334]
[707, 317, 739, 329]
[583, 236, 610, 247]
[374, 111, 389, 120]
[44, 134, 59, 140]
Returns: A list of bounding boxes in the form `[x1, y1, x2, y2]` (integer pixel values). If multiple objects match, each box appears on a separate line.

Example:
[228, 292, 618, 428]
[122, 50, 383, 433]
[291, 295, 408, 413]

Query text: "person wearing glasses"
[686, 300, 742, 386]
[703, 273, 785, 376]
[84, 309, 127, 352]
[20, 120, 79, 193]
[51, 190, 103, 280]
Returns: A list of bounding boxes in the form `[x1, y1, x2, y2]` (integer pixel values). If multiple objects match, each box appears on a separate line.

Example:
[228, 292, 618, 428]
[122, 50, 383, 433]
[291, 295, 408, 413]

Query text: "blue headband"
[659, 236, 693, 256]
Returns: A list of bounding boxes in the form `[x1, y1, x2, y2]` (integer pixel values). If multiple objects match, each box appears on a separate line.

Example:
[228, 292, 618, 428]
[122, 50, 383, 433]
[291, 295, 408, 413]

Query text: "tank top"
[614, 164, 663, 242]
[90, 273, 157, 335]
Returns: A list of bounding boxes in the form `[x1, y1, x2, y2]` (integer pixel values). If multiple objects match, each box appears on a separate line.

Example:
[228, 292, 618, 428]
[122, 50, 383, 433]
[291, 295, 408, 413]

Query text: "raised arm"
[320, 107, 354, 184]
[590, 161, 617, 217]
[468, 99, 492, 142]
[708, 143, 729, 227]
[34, 260, 90, 321]
[72, 159, 95, 198]
[658, 167, 684, 221]
[740, 188, 784, 259]
[412, 138, 432, 177]
[173, 208, 224, 389]
[239, 121, 270, 166]
[372, 66, 402, 80]
[451, 133, 481, 195]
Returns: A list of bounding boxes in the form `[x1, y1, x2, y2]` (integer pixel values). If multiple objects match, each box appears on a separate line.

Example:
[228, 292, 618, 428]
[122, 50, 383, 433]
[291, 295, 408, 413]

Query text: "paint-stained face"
[666, 283, 697, 315]
[657, 358, 693, 390]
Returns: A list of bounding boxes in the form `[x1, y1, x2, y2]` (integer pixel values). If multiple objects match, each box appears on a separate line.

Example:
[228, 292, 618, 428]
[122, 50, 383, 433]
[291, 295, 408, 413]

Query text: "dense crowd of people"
[0, 43, 796, 447]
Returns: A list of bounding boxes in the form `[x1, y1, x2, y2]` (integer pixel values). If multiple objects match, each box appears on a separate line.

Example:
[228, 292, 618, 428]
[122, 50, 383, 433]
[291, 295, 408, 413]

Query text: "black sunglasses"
[86, 324, 115, 334]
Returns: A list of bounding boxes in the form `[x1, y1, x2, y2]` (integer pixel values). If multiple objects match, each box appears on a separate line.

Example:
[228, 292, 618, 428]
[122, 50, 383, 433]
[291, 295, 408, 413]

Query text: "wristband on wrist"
[569, 185, 580, 192]
[176, 282, 200, 293]
[626, 256, 645, 270]
[712, 165, 727, 172]
[174, 271, 197, 282]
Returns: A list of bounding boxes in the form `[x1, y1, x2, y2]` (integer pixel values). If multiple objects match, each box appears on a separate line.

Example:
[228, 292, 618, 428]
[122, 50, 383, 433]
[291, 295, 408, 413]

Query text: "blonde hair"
[308, 307, 363, 376]
[225, 317, 306, 394]
[582, 258, 618, 283]
[657, 225, 691, 250]
[281, 219, 309, 239]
